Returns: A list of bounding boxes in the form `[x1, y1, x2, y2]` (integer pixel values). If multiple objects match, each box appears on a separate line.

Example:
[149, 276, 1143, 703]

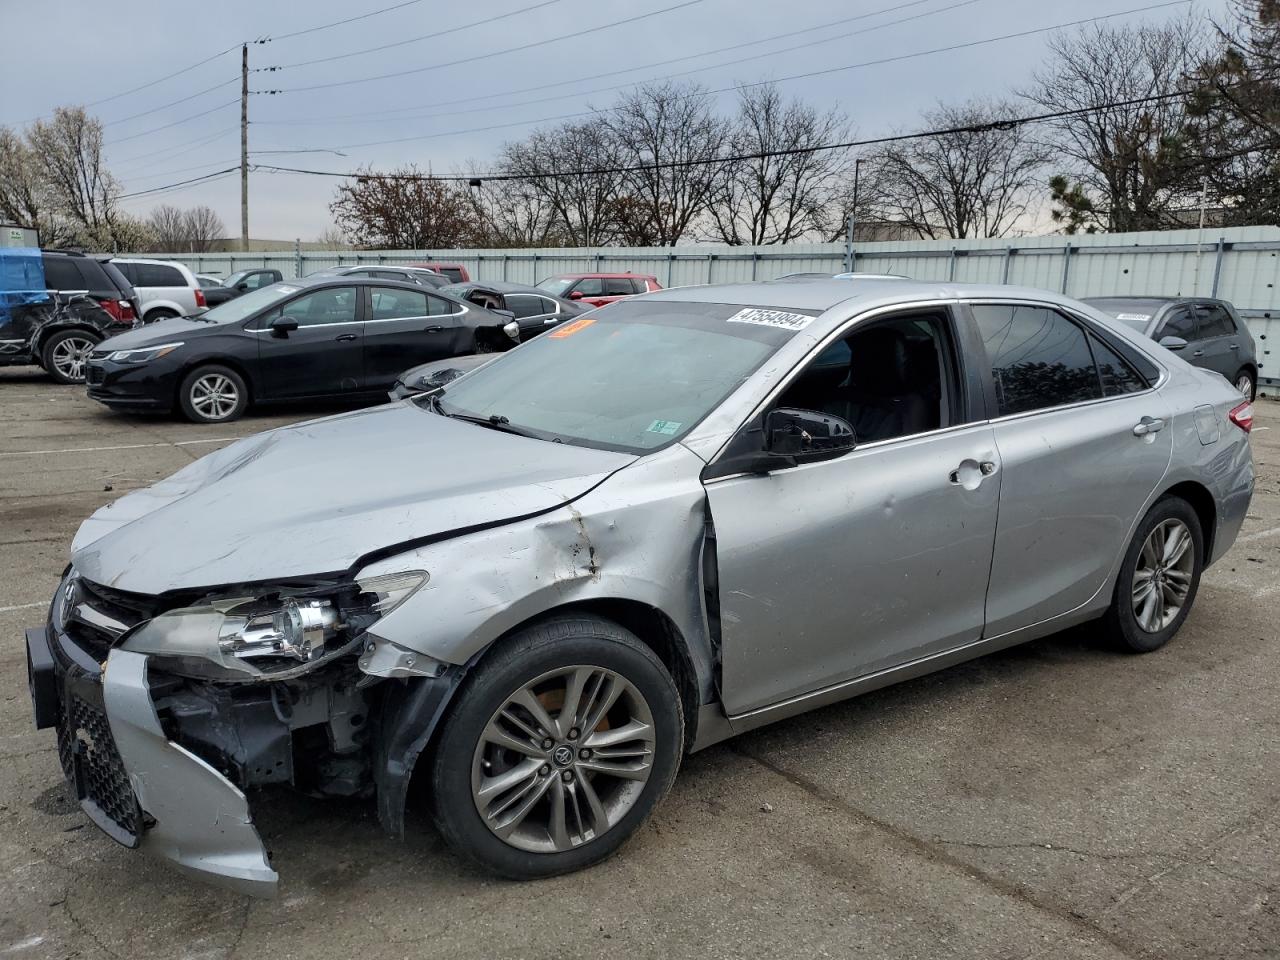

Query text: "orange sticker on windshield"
[549, 317, 596, 339]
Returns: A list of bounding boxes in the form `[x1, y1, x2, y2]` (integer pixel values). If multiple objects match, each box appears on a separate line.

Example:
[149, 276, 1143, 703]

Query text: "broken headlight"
[118, 572, 427, 681]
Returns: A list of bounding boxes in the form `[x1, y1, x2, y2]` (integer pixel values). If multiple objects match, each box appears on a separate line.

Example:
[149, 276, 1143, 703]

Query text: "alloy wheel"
[1237, 374, 1254, 397]
[51, 336, 95, 382]
[1131, 518, 1194, 633]
[190, 373, 240, 420]
[471, 665, 656, 853]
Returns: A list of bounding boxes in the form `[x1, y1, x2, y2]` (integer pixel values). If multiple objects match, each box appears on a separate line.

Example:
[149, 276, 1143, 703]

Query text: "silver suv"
[111, 258, 205, 322]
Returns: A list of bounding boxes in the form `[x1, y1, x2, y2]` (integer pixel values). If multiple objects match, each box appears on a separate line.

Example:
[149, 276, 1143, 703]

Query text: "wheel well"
[175, 357, 254, 406]
[143, 306, 180, 321]
[34, 324, 102, 355]
[1160, 481, 1216, 563]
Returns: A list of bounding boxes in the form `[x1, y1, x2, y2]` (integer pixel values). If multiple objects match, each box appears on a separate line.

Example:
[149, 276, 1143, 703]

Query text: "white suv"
[111, 258, 206, 322]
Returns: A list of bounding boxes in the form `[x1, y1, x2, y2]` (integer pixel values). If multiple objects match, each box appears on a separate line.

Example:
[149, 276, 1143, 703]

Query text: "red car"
[407, 262, 470, 283]
[535, 272, 661, 308]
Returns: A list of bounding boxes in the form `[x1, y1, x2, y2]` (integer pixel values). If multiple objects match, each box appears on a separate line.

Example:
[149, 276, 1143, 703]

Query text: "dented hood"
[71, 401, 635, 594]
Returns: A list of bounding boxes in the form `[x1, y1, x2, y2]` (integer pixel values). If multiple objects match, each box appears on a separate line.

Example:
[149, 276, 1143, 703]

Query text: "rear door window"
[42, 257, 82, 290]
[972, 304, 1103, 416]
[576, 278, 604, 297]
[1196, 303, 1235, 337]
[426, 294, 457, 316]
[370, 288, 429, 320]
[505, 294, 545, 319]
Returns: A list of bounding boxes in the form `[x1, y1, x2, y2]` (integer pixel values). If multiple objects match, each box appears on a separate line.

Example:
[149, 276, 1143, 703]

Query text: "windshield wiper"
[431, 399, 540, 439]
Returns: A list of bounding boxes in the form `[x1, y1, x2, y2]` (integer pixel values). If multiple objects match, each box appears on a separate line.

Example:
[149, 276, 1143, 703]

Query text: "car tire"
[430, 615, 683, 879]
[145, 308, 179, 323]
[41, 329, 101, 384]
[177, 364, 248, 424]
[1102, 496, 1204, 653]
[1234, 367, 1256, 401]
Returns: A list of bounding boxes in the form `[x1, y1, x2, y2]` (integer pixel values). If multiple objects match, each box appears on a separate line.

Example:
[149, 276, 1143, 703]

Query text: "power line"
[269, 0, 568, 70]
[248, 89, 1204, 186]
[260, 0, 426, 42]
[260, 0, 1190, 154]
[257, 0, 976, 128]
[103, 100, 240, 147]
[109, 125, 240, 169]
[100, 79, 240, 128]
[272, 0, 707, 94]
[118, 159, 243, 188]
[117, 167, 241, 200]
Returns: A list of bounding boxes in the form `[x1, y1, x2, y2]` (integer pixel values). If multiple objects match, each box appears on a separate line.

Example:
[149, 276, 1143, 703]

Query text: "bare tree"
[706, 84, 851, 244]
[865, 99, 1050, 239]
[329, 166, 473, 249]
[1022, 17, 1206, 232]
[145, 204, 188, 250]
[26, 107, 124, 246]
[603, 82, 728, 246]
[463, 175, 566, 247]
[316, 224, 350, 249]
[183, 206, 224, 252]
[0, 128, 73, 246]
[498, 123, 627, 246]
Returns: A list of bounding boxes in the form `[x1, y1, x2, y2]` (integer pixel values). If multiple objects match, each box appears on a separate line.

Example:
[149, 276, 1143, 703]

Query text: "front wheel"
[178, 364, 248, 423]
[1103, 497, 1203, 653]
[430, 616, 683, 878]
[42, 330, 100, 384]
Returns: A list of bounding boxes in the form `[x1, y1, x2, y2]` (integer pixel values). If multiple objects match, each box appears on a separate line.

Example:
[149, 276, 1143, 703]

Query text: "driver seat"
[821, 327, 930, 443]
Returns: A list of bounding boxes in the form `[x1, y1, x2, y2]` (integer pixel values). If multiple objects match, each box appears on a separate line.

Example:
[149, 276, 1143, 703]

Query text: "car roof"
[552, 272, 657, 279]
[446, 280, 547, 295]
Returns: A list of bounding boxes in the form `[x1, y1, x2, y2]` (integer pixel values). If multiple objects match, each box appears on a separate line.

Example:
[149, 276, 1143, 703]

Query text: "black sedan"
[438, 280, 585, 338]
[86, 276, 519, 423]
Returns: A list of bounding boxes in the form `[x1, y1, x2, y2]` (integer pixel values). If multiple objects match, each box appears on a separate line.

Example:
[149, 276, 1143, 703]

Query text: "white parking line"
[0, 601, 47, 613]
[0, 437, 242, 458]
[1236, 524, 1280, 544]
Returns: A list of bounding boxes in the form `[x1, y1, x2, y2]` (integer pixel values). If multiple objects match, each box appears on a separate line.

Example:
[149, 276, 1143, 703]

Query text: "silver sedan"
[27, 279, 1254, 893]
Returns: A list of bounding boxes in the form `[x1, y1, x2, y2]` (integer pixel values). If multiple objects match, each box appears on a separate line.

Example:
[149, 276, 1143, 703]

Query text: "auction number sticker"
[726, 308, 814, 331]
[1115, 312, 1151, 323]
[550, 317, 596, 339]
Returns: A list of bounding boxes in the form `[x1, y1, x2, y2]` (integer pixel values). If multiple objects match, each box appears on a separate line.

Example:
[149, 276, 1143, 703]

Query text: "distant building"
[2, 223, 39, 247]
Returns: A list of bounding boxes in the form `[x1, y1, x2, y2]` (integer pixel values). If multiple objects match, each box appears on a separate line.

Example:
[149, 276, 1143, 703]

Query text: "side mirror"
[270, 316, 299, 337]
[1158, 335, 1188, 351]
[764, 407, 856, 462]
[568, 290, 585, 300]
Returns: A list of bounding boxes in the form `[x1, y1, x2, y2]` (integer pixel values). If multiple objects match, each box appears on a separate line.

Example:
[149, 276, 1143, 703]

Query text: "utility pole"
[240, 43, 249, 251]
[844, 158, 863, 273]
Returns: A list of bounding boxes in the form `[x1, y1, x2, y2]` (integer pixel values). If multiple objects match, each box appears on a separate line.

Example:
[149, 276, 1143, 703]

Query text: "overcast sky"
[0, 0, 1232, 241]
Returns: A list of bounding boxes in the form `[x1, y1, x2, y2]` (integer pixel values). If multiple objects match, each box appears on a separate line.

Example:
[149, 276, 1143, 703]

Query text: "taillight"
[1229, 400, 1253, 433]
[120, 300, 136, 322]
[194, 288, 207, 308]
[97, 298, 126, 323]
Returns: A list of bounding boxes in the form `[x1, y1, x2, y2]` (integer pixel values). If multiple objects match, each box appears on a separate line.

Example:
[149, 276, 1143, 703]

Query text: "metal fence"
[133, 225, 1280, 389]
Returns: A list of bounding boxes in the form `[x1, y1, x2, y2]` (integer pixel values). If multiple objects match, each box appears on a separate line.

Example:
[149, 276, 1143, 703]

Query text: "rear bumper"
[26, 587, 278, 897]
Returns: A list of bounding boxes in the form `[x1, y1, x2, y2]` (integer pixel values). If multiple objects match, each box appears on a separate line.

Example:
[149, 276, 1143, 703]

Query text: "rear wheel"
[41, 330, 100, 384]
[430, 616, 683, 878]
[1103, 497, 1203, 653]
[145, 308, 179, 323]
[178, 365, 248, 423]
[1235, 367, 1256, 401]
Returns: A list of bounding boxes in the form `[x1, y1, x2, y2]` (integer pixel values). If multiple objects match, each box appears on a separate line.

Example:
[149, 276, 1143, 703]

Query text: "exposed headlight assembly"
[119, 571, 428, 681]
[107, 341, 184, 364]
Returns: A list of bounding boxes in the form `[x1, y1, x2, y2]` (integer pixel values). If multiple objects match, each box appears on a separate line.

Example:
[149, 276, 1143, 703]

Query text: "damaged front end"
[29, 568, 456, 897]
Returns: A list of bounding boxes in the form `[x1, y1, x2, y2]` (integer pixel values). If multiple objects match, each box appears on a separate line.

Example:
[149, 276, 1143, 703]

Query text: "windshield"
[194, 282, 305, 324]
[536, 277, 574, 296]
[434, 299, 816, 453]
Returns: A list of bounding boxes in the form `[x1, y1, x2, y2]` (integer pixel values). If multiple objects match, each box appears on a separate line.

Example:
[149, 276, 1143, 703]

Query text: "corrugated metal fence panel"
[132, 226, 1280, 380]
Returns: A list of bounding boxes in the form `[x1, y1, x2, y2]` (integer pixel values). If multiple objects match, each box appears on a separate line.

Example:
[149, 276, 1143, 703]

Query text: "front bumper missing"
[28, 619, 278, 897]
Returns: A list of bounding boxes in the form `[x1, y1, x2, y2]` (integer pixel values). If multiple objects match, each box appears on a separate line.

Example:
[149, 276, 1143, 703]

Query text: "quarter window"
[972, 304, 1102, 416]
[1089, 334, 1146, 396]
[136, 263, 186, 287]
[603, 278, 634, 296]
[426, 294, 456, 316]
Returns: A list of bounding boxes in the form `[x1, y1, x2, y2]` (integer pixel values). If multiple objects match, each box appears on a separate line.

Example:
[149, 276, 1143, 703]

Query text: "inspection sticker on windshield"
[647, 419, 682, 435]
[1116, 312, 1151, 322]
[726, 307, 814, 331]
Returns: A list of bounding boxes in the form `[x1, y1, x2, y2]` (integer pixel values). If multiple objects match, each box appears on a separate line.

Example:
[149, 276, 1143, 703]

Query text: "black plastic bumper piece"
[26, 627, 58, 730]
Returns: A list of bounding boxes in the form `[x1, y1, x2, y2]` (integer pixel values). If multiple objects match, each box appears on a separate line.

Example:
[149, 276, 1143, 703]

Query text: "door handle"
[334, 333, 357, 342]
[423, 325, 445, 333]
[1229, 343, 1240, 350]
[1192, 349, 1204, 357]
[949, 459, 996, 487]
[1132, 416, 1165, 437]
